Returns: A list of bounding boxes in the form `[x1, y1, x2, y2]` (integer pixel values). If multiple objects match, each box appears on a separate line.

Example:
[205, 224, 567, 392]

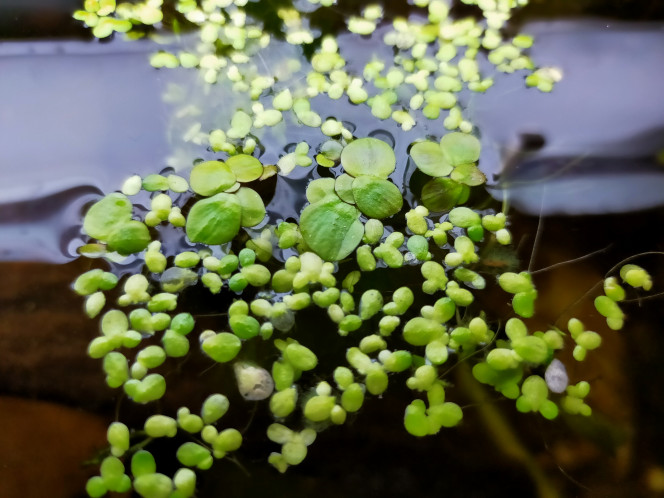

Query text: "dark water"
[1, 2, 664, 498]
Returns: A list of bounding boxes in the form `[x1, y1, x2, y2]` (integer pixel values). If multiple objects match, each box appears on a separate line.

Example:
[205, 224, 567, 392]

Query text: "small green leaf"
[300, 197, 364, 261]
[513, 290, 537, 318]
[124, 373, 166, 403]
[449, 207, 481, 227]
[229, 315, 260, 339]
[201, 394, 230, 424]
[430, 402, 463, 428]
[512, 336, 548, 364]
[403, 317, 445, 346]
[227, 110, 253, 139]
[351, 176, 403, 219]
[201, 332, 242, 363]
[226, 154, 263, 183]
[421, 177, 468, 212]
[83, 193, 133, 240]
[410, 141, 453, 177]
[131, 450, 157, 477]
[340, 137, 396, 178]
[189, 161, 236, 196]
[235, 187, 266, 227]
[306, 178, 337, 204]
[404, 400, 429, 437]
[284, 343, 318, 371]
[335, 173, 356, 204]
[107, 220, 151, 255]
[451, 163, 486, 186]
[498, 272, 533, 294]
[133, 474, 173, 498]
[440, 132, 481, 166]
[185, 193, 242, 244]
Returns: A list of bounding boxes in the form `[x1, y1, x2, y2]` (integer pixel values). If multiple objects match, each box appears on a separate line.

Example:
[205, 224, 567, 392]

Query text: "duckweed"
[70, 1, 662, 496]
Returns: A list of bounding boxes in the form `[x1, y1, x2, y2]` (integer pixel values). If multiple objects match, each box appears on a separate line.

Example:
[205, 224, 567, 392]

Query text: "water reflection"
[0, 184, 100, 262]
[0, 39, 170, 201]
[473, 21, 664, 214]
[1, 20, 664, 257]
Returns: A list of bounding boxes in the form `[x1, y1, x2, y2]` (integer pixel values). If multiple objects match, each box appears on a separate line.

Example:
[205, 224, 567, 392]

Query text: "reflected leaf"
[260, 164, 279, 180]
[319, 140, 343, 164]
[227, 110, 252, 139]
[160, 267, 199, 293]
[77, 243, 107, 258]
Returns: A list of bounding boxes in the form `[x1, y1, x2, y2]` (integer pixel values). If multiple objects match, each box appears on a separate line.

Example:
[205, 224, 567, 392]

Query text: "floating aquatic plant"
[70, 1, 661, 497]
[75, 127, 657, 496]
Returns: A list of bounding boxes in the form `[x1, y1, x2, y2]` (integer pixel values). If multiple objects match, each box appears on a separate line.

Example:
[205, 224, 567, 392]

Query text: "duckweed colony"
[73, 1, 655, 497]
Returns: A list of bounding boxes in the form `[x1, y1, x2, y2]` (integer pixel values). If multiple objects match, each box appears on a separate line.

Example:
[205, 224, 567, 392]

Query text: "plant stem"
[456, 362, 559, 498]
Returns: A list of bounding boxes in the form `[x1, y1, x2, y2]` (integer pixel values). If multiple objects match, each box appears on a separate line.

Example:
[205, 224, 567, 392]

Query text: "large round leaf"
[410, 141, 453, 177]
[421, 177, 469, 212]
[186, 193, 242, 244]
[300, 197, 364, 261]
[235, 187, 266, 227]
[83, 193, 133, 240]
[226, 154, 263, 183]
[351, 176, 403, 219]
[340, 137, 396, 178]
[190, 161, 236, 196]
[440, 132, 481, 166]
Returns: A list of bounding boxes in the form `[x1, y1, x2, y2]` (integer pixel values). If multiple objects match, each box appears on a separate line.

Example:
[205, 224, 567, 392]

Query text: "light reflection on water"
[473, 21, 664, 214]
[1, 20, 664, 262]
